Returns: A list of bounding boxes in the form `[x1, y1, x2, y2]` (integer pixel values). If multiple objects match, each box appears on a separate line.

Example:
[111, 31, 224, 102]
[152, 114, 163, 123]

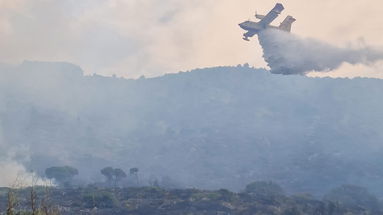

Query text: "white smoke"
[258, 29, 383, 75]
[0, 138, 47, 187]
[0, 160, 48, 187]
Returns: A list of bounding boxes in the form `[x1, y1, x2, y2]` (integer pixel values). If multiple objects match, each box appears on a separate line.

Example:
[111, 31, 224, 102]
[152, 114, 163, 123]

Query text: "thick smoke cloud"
[258, 29, 383, 75]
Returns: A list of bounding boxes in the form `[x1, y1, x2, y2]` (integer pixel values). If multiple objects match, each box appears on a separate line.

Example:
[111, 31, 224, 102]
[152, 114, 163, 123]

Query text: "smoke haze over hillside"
[1, 62, 383, 195]
[258, 29, 383, 75]
[3, 1, 383, 205]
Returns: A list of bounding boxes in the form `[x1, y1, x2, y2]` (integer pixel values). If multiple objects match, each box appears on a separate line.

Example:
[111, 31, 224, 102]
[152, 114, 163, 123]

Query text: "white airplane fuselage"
[238, 21, 279, 33]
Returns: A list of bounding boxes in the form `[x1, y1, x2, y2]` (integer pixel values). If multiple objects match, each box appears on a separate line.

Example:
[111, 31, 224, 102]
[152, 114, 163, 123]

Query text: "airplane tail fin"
[279, 16, 296, 32]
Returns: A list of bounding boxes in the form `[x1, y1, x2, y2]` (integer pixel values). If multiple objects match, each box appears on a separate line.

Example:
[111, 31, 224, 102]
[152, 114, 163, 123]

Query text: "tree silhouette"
[114, 168, 127, 186]
[101, 167, 115, 185]
[101, 167, 127, 187]
[129, 168, 139, 185]
[45, 166, 78, 186]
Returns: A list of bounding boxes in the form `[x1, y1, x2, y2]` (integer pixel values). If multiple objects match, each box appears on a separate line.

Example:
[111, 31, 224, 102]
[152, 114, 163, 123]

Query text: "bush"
[323, 185, 380, 211]
[82, 191, 118, 208]
[244, 181, 284, 197]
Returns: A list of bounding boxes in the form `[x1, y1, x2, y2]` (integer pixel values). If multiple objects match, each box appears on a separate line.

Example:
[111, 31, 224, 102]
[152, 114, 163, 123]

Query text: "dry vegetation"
[1, 182, 383, 215]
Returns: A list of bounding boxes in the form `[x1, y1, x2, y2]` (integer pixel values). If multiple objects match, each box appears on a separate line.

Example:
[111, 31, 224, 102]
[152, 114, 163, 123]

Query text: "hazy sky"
[1, 0, 383, 78]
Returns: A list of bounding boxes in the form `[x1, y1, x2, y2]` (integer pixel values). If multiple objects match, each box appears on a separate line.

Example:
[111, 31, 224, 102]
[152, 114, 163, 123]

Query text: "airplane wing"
[244, 31, 256, 38]
[258, 3, 284, 27]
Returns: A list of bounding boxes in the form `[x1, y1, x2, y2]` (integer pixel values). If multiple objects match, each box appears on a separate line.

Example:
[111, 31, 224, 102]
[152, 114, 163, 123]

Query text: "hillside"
[1, 61, 383, 195]
[1, 185, 383, 215]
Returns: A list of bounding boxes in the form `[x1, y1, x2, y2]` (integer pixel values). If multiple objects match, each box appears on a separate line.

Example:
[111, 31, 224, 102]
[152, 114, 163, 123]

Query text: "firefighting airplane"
[239, 3, 296, 41]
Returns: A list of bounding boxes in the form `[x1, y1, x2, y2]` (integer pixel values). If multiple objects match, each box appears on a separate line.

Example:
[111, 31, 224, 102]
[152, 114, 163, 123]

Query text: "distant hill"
[1, 61, 383, 195]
